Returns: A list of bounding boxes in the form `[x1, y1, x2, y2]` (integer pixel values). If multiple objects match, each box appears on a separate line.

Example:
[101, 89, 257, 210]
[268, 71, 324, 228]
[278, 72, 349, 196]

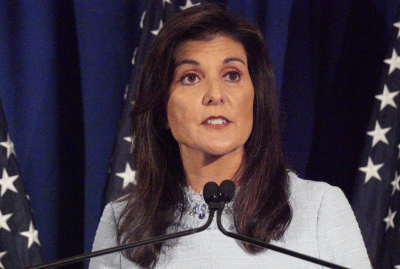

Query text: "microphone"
[26, 182, 219, 269]
[218, 179, 235, 203]
[203, 181, 221, 210]
[215, 180, 349, 269]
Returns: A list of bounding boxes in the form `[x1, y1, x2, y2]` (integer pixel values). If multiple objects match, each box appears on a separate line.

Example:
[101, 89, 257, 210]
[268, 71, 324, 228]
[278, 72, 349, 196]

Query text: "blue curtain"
[0, 0, 60, 261]
[0, 0, 399, 267]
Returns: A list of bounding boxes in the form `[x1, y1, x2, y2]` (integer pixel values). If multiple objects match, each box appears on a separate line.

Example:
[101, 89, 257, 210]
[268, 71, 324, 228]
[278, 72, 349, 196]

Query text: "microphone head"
[218, 180, 236, 203]
[203, 181, 219, 205]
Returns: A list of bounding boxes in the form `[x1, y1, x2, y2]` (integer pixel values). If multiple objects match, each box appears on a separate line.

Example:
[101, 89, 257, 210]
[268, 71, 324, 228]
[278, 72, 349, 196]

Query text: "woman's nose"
[202, 79, 227, 105]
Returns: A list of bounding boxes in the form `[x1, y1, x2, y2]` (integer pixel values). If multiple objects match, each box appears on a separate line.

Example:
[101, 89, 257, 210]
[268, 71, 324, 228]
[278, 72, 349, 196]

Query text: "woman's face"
[167, 35, 254, 157]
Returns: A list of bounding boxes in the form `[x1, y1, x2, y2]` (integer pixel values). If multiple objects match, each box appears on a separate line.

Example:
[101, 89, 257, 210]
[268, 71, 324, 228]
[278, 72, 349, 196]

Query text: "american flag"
[352, 15, 400, 269]
[105, 0, 204, 204]
[0, 98, 43, 268]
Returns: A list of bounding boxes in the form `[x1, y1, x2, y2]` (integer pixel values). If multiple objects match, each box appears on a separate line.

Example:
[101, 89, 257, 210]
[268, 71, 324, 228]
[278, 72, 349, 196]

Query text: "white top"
[89, 172, 371, 268]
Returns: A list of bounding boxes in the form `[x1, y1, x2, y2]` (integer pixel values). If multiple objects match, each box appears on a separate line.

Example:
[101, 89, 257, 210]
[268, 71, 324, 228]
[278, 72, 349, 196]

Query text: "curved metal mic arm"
[215, 207, 350, 269]
[27, 207, 218, 269]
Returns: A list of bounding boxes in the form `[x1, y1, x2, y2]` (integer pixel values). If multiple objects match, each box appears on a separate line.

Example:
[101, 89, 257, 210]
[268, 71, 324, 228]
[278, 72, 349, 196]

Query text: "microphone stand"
[27, 207, 218, 269]
[216, 206, 349, 269]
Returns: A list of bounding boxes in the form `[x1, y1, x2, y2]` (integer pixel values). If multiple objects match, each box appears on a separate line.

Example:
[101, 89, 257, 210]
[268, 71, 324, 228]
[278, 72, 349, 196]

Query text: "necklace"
[183, 186, 235, 219]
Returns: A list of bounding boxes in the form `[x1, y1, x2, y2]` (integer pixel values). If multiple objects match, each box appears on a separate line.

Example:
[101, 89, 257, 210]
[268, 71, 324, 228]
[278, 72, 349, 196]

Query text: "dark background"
[1, 0, 399, 266]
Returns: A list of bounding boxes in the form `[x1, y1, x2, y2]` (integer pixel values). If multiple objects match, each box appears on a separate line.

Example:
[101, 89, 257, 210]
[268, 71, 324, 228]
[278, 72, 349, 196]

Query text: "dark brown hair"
[117, 3, 292, 268]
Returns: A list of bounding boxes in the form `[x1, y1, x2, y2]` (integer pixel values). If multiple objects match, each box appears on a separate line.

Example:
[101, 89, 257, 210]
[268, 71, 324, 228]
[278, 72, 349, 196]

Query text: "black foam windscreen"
[203, 181, 219, 205]
[218, 180, 235, 203]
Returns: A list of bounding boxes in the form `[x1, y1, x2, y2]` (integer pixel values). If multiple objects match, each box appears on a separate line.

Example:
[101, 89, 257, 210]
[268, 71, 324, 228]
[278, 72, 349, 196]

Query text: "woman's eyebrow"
[175, 59, 200, 67]
[175, 57, 245, 67]
[223, 57, 245, 65]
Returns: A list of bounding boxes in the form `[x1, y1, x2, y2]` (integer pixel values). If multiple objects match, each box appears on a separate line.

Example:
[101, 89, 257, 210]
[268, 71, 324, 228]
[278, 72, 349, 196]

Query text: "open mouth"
[202, 116, 230, 127]
[206, 118, 226, 125]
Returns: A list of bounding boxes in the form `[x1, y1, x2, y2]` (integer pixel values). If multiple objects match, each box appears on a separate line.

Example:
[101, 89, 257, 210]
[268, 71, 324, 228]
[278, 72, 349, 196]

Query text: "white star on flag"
[0, 169, 19, 196]
[123, 84, 130, 101]
[383, 207, 397, 231]
[162, 0, 171, 7]
[395, 265, 400, 269]
[180, 0, 201, 10]
[123, 136, 132, 143]
[0, 133, 16, 159]
[384, 48, 400, 75]
[366, 121, 391, 147]
[131, 47, 138, 66]
[116, 162, 136, 188]
[0, 251, 6, 269]
[20, 221, 40, 248]
[375, 85, 399, 110]
[0, 210, 12, 232]
[394, 21, 400, 38]
[398, 144, 400, 159]
[140, 11, 146, 29]
[391, 170, 400, 196]
[151, 20, 163, 36]
[359, 157, 384, 183]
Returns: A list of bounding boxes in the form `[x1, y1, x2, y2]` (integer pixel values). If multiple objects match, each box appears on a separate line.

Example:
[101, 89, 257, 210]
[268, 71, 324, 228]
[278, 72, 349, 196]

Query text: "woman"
[90, 4, 371, 269]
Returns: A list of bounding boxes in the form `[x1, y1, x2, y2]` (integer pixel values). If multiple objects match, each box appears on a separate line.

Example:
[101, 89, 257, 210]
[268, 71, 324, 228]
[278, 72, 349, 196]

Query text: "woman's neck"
[180, 146, 243, 193]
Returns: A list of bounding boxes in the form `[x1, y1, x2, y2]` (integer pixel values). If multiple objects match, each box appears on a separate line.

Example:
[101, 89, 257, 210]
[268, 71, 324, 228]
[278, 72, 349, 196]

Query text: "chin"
[203, 144, 243, 157]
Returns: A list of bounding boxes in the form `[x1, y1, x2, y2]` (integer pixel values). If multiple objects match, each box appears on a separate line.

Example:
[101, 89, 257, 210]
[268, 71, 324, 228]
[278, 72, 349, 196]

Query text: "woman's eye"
[181, 73, 199, 85]
[224, 71, 240, 82]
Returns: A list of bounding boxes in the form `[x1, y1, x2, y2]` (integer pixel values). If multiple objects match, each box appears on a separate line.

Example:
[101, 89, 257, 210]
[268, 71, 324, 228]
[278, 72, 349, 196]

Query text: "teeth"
[207, 118, 227, 125]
